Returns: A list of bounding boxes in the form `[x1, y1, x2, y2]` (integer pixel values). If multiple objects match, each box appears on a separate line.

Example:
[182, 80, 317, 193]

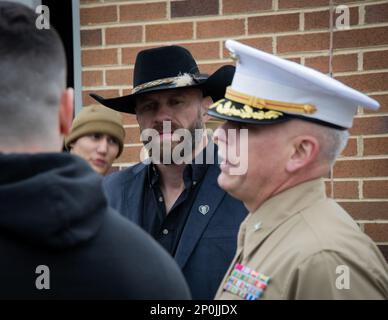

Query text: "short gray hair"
[316, 125, 349, 166]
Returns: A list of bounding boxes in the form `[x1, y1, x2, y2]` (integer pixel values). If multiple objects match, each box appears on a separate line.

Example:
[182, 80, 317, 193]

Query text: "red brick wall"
[80, 0, 388, 258]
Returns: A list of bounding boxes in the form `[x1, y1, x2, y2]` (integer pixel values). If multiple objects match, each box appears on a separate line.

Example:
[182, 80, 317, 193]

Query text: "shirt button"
[162, 229, 169, 235]
[193, 181, 197, 186]
[158, 196, 163, 202]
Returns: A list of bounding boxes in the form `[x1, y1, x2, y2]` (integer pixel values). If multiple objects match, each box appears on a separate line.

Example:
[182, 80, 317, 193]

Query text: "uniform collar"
[240, 178, 326, 260]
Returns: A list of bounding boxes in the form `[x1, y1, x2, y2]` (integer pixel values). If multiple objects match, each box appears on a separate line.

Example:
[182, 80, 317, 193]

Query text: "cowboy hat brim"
[90, 65, 235, 114]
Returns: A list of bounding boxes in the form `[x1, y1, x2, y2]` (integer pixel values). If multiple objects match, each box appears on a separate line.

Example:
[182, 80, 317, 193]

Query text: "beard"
[140, 115, 205, 165]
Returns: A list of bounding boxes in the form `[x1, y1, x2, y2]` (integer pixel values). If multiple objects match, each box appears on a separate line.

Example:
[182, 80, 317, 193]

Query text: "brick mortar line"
[81, 47, 388, 65]
[102, 68, 106, 86]
[167, 0, 171, 20]
[336, 157, 388, 161]
[362, 134, 388, 138]
[276, 1, 388, 12]
[81, 45, 388, 56]
[359, 2, 365, 25]
[80, 0, 169, 9]
[82, 66, 120, 71]
[323, 177, 388, 181]
[82, 58, 233, 71]
[332, 69, 388, 76]
[337, 199, 388, 203]
[273, 0, 278, 11]
[358, 179, 363, 199]
[354, 114, 388, 119]
[198, 58, 234, 64]
[82, 38, 272, 50]
[81, 41, 388, 53]
[304, 50, 384, 59]
[300, 12, 304, 32]
[117, 47, 122, 65]
[335, 155, 388, 160]
[123, 124, 139, 128]
[273, 36, 277, 54]
[82, 67, 108, 71]
[81, 47, 388, 61]
[79, 1, 382, 12]
[81, 27, 388, 42]
[80, 16, 388, 30]
[82, 86, 132, 91]
[83, 66, 133, 71]
[124, 143, 143, 147]
[352, 220, 388, 223]
[101, 28, 106, 46]
[358, 136, 363, 157]
[141, 25, 146, 43]
[336, 198, 388, 201]
[365, 90, 388, 95]
[358, 51, 363, 72]
[348, 134, 388, 140]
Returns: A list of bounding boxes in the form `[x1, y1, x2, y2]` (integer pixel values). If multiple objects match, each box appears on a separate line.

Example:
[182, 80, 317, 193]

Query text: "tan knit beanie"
[64, 105, 125, 157]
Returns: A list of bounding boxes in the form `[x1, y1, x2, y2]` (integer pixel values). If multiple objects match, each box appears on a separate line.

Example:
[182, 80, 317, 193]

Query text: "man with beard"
[90, 45, 248, 299]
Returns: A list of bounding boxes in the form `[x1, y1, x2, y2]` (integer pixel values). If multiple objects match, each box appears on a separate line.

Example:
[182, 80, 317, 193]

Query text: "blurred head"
[0, 1, 73, 153]
[65, 105, 125, 175]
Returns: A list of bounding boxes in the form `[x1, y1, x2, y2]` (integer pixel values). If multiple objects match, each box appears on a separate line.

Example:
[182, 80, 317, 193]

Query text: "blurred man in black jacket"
[0, 1, 190, 300]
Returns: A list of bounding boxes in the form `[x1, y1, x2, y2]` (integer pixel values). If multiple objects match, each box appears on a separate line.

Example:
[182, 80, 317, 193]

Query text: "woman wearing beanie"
[65, 105, 125, 175]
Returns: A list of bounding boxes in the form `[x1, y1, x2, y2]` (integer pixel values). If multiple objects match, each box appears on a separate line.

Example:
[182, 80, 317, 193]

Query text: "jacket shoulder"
[93, 208, 191, 299]
[103, 162, 147, 188]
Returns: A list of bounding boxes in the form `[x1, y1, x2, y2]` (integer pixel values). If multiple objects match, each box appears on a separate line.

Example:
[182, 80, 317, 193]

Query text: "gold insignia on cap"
[211, 99, 283, 120]
[225, 87, 317, 115]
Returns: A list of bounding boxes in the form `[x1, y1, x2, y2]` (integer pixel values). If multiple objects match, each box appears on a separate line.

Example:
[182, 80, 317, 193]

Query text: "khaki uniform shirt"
[216, 178, 388, 300]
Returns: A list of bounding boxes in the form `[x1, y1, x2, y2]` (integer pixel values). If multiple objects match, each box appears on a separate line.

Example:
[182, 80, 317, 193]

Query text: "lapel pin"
[254, 222, 262, 231]
[198, 205, 210, 215]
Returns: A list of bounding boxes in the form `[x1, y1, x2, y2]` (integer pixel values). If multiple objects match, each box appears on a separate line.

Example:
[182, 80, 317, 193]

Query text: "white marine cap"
[208, 39, 379, 129]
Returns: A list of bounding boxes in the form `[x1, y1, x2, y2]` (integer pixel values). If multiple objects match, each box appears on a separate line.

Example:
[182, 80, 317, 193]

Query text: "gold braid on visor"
[225, 87, 317, 114]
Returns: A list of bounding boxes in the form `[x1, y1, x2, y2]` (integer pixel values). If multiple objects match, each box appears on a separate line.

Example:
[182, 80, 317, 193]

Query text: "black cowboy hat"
[90, 45, 235, 114]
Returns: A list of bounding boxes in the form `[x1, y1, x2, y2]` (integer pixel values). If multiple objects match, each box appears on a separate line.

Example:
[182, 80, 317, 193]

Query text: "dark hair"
[0, 1, 67, 145]
[0, 1, 65, 68]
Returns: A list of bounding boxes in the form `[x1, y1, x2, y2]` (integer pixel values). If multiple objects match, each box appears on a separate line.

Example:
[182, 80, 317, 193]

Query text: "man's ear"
[201, 96, 213, 123]
[286, 135, 319, 173]
[59, 88, 74, 135]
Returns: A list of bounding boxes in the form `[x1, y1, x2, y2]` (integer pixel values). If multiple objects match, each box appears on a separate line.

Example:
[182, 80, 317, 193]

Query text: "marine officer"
[209, 40, 388, 300]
